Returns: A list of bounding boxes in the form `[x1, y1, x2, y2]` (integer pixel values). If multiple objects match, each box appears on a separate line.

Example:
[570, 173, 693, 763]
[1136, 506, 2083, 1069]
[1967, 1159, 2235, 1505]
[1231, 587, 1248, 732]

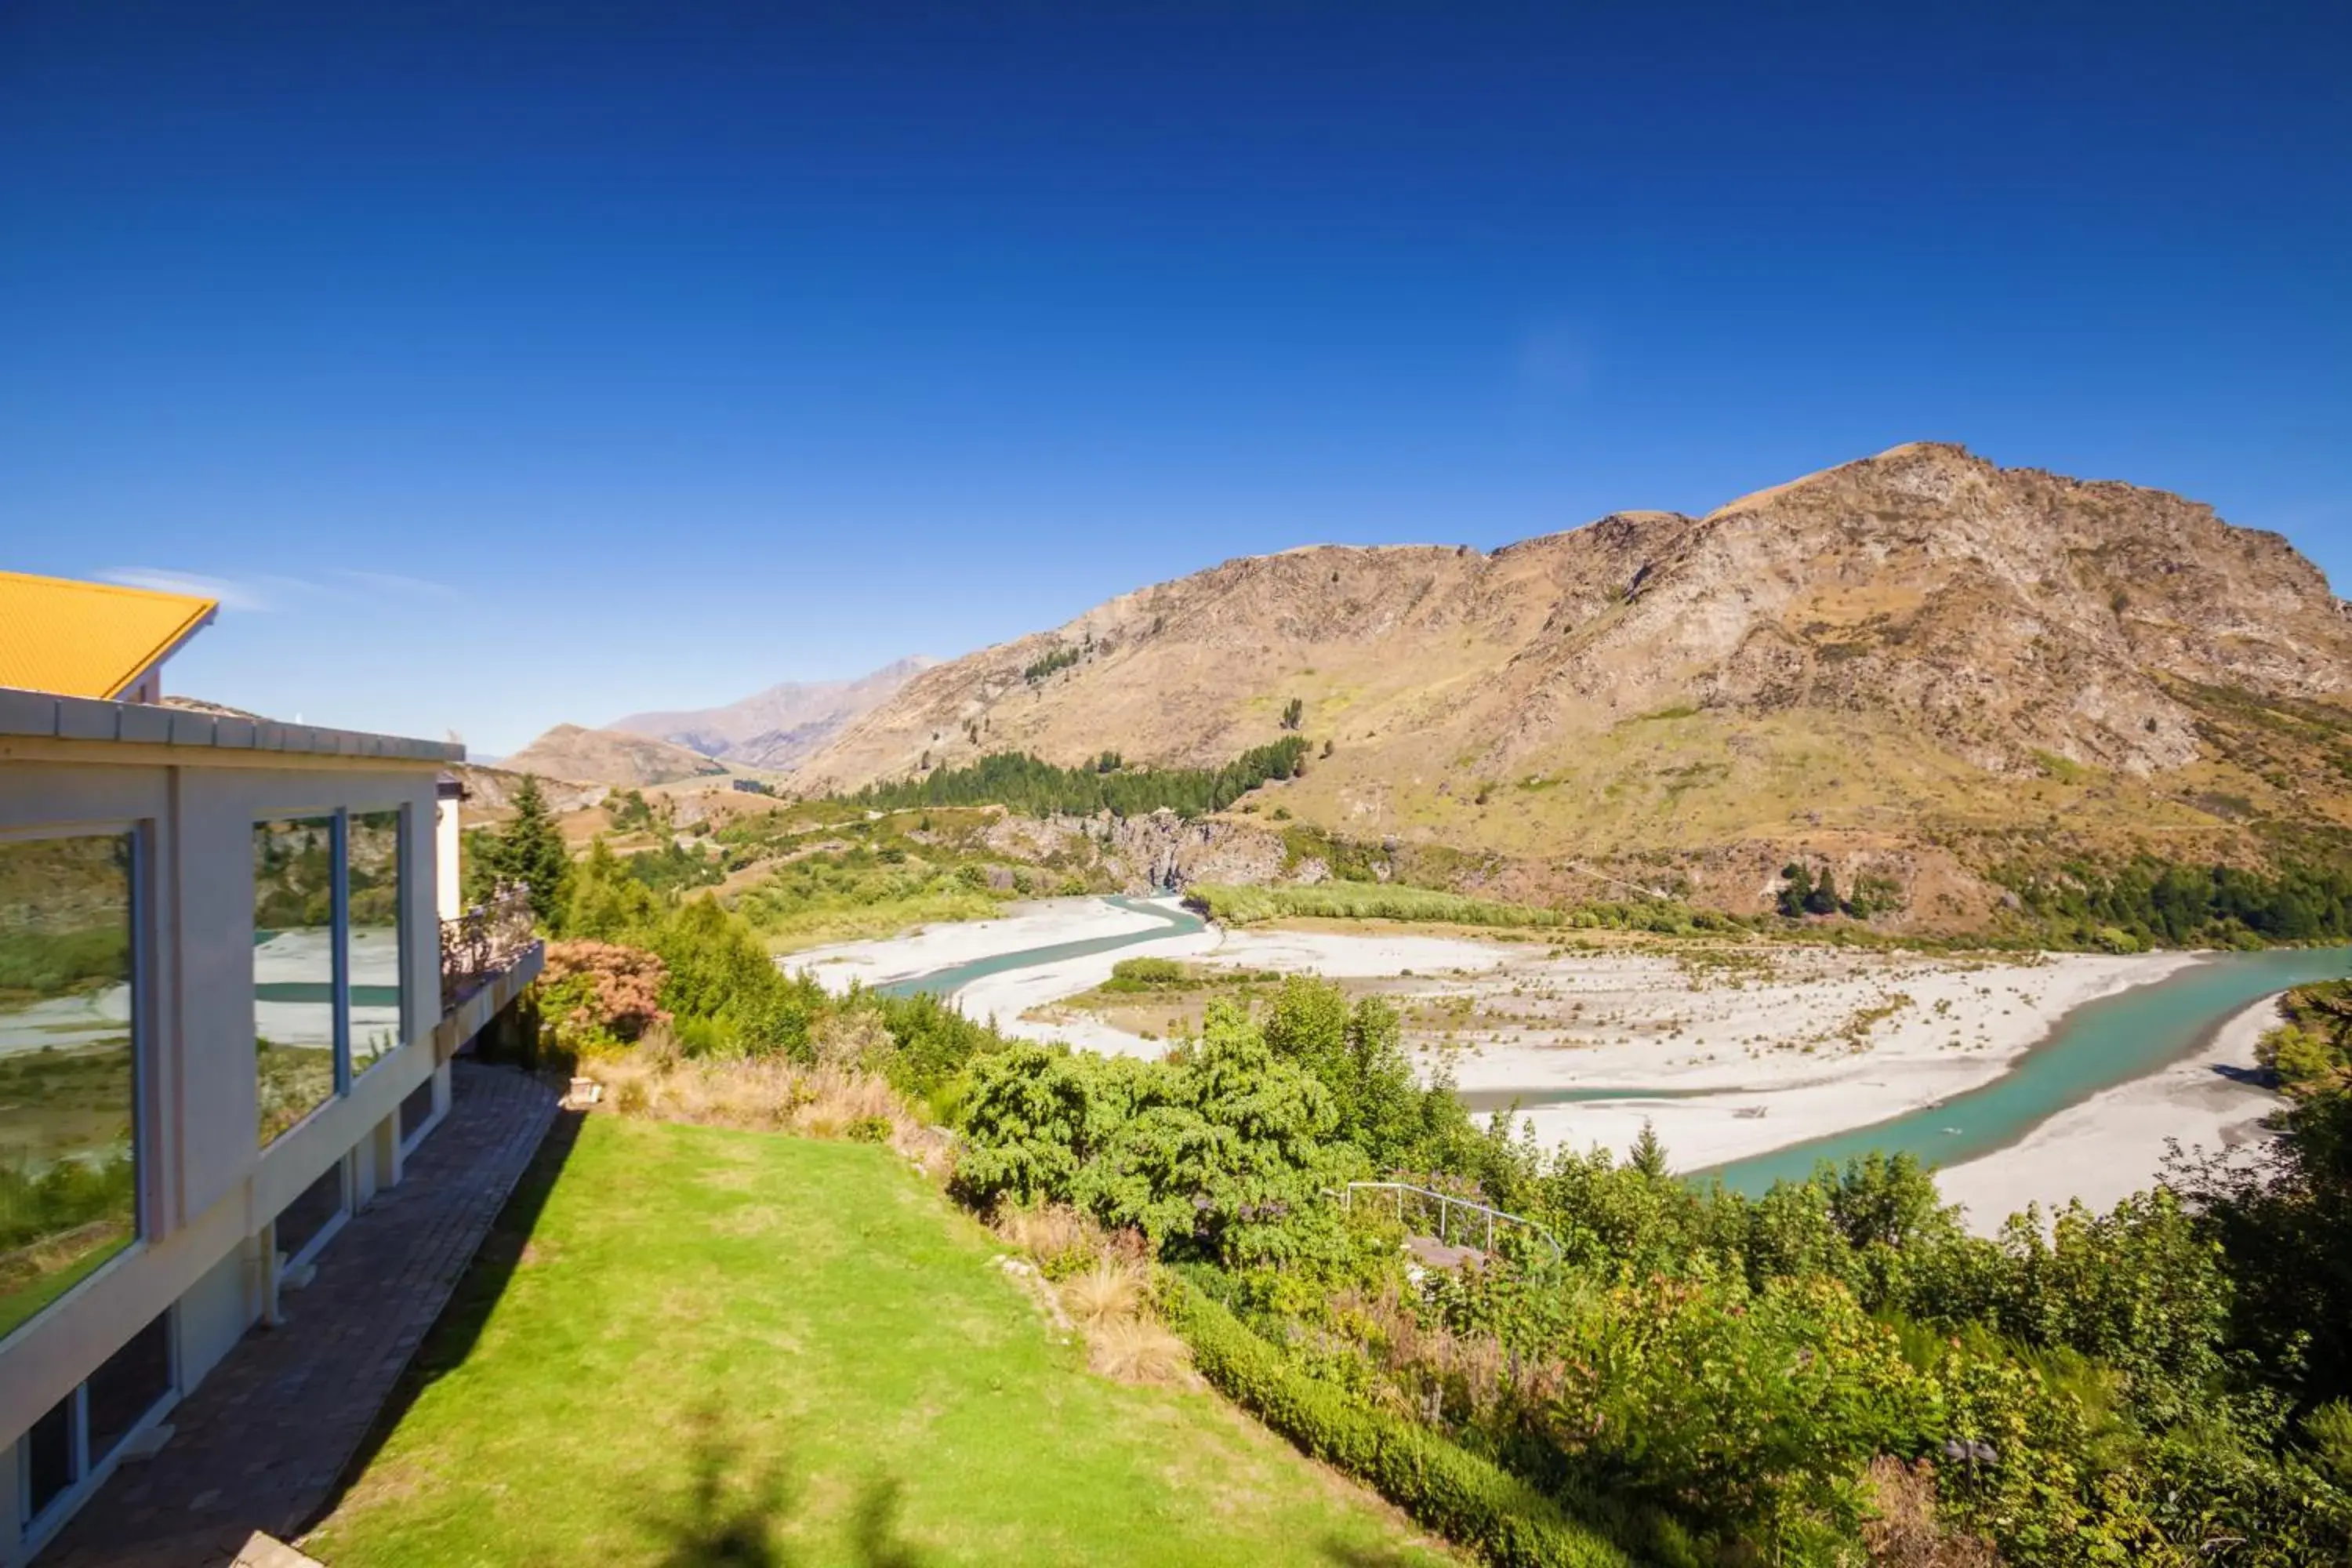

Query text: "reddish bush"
[541, 940, 670, 1046]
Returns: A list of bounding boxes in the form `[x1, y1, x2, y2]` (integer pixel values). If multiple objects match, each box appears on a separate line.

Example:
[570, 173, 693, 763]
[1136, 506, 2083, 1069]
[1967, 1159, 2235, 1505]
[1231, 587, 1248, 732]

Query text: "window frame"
[15, 1307, 180, 1551]
[252, 810, 347, 1149]
[0, 819, 151, 1347]
[252, 802, 412, 1147]
[343, 804, 410, 1083]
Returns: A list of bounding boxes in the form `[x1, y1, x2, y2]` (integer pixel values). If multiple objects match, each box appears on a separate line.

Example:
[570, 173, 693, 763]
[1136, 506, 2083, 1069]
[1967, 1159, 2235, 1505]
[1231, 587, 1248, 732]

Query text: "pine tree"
[499, 774, 572, 928]
[1778, 862, 1813, 918]
[1628, 1120, 1671, 1179]
[1805, 865, 1842, 916]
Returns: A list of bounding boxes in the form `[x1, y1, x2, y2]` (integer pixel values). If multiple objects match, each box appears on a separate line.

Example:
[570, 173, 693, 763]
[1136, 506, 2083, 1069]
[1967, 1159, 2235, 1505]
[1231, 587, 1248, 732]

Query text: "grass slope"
[307, 1117, 1451, 1567]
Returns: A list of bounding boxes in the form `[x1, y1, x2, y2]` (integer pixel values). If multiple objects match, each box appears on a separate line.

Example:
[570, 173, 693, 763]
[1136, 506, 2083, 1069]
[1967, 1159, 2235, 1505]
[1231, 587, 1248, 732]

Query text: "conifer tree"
[499, 774, 572, 927]
[1628, 1120, 1671, 1179]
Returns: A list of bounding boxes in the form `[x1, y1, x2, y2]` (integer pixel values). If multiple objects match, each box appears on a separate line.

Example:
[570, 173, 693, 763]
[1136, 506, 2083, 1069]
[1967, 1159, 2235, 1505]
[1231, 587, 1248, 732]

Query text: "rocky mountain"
[797, 444, 2352, 924]
[500, 723, 730, 787]
[609, 656, 936, 771]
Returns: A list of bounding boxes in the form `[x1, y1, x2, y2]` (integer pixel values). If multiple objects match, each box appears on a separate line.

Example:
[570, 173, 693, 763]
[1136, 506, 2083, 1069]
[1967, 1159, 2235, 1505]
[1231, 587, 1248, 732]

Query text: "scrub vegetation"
[426, 779, 2352, 1565]
[842, 736, 1312, 819]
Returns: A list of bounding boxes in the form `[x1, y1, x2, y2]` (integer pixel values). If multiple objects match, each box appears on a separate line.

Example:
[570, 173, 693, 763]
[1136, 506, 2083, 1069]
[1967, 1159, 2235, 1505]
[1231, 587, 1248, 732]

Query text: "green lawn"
[307, 1116, 1453, 1567]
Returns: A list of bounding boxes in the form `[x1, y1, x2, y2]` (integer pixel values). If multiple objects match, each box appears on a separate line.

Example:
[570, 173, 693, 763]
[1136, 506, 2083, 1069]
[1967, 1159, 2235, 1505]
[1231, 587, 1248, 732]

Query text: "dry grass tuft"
[586, 1029, 949, 1171]
[989, 1203, 1105, 1276]
[987, 1205, 1182, 1384]
[1059, 1257, 1149, 1330]
[1860, 1457, 1998, 1567]
[1085, 1316, 1190, 1385]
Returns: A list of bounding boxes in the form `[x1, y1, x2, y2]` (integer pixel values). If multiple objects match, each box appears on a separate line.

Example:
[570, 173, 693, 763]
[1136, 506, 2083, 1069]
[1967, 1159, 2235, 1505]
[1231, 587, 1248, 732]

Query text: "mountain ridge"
[609, 655, 936, 771]
[793, 443, 2352, 926]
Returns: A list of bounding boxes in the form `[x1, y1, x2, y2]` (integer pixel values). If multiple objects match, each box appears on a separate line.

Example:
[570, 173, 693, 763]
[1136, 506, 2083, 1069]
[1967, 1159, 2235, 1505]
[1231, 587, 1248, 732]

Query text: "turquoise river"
[873, 897, 2344, 1196]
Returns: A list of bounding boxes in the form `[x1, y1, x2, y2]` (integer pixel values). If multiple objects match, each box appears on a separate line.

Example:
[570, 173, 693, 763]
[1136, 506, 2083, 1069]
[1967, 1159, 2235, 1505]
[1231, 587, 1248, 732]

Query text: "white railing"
[1339, 1181, 1565, 1261]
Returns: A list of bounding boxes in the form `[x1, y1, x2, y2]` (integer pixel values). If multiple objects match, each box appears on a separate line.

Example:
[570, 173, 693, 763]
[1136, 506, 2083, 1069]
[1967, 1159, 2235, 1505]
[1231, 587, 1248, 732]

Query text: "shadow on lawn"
[314, 1105, 587, 1523]
[644, 1411, 931, 1567]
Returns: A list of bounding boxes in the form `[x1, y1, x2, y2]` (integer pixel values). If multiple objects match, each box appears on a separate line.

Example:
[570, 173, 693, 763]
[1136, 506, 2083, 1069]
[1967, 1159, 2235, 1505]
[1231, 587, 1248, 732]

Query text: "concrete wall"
[434, 787, 462, 923]
[0, 739, 446, 1471]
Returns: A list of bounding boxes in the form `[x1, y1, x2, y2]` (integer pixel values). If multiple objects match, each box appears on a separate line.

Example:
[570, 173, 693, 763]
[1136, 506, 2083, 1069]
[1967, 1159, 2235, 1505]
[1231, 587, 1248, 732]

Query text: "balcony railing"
[440, 883, 535, 1012]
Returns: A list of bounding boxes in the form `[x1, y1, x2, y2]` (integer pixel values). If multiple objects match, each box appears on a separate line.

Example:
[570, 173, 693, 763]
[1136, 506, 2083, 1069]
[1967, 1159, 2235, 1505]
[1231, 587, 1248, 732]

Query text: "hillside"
[500, 722, 730, 787]
[797, 444, 2352, 926]
[609, 655, 936, 771]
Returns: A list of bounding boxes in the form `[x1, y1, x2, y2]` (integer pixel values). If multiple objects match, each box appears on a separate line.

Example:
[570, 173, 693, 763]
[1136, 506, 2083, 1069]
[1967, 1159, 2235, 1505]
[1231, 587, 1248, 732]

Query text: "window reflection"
[346, 810, 405, 1075]
[0, 833, 137, 1342]
[254, 818, 338, 1145]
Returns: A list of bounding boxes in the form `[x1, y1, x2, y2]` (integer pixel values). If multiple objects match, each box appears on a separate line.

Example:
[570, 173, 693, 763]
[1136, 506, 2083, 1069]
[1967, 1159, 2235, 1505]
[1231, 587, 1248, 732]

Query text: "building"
[0, 573, 540, 1563]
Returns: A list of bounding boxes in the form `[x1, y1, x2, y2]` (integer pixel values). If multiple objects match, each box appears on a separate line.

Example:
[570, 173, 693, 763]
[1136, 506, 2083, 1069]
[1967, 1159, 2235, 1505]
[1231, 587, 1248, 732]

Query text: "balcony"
[433, 883, 543, 1061]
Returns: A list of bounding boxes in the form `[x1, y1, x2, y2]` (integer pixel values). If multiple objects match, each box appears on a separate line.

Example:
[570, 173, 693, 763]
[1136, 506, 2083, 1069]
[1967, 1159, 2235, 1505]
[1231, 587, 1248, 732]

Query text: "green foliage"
[608, 788, 654, 831]
[956, 1004, 1358, 1265]
[1996, 854, 2352, 946]
[2172, 1078, 2352, 1411]
[474, 775, 572, 926]
[844, 738, 1310, 820]
[0, 926, 128, 995]
[1102, 956, 1188, 989]
[1022, 644, 1081, 683]
[1776, 860, 1900, 921]
[622, 837, 724, 895]
[1163, 1279, 1632, 1567]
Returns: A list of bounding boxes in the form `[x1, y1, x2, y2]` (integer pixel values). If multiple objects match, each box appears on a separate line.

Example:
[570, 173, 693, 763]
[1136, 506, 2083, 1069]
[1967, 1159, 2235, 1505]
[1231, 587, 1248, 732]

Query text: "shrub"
[539, 939, 670, 1051]
[1163, 1279, 1631, 1568]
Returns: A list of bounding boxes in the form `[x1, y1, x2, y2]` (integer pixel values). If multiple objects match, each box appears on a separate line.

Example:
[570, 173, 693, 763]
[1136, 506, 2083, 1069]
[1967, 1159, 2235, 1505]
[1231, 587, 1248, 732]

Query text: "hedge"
[1163, 1279, 1635, 1568]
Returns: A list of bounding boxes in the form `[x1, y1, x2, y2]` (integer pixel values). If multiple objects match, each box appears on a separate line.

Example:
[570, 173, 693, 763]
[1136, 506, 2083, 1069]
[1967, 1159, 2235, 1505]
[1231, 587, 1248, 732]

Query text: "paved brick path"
[42, 1062, 560, 1568]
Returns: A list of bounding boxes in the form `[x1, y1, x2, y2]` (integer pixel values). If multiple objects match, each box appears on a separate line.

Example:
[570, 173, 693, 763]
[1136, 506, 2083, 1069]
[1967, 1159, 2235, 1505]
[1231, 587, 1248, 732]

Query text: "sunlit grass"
[307, 1118, 1451, 1566]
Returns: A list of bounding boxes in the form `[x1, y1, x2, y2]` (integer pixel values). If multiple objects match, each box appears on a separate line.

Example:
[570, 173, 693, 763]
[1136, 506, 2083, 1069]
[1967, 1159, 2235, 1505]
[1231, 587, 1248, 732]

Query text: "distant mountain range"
[792, 443, 2352, 925]
[608, 656, 938, 771]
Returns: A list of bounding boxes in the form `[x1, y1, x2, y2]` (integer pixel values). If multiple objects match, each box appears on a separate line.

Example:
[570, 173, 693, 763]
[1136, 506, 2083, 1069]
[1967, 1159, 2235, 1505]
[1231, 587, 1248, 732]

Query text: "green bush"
[1163, 1279, 1632, 1568]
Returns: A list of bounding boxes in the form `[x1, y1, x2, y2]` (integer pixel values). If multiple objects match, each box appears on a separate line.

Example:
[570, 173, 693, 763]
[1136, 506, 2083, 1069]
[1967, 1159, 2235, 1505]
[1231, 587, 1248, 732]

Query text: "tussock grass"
[991, 1204, 1186, 1385]
[1087, 1316, 1191, 1385]
[1061, 1257, 1149, 1329]
[587, 1030, 949, 1176]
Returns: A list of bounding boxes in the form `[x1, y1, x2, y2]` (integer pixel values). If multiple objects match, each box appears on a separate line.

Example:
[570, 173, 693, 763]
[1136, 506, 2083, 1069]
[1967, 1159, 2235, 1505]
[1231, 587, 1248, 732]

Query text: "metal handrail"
[439, 882, 535, 1011]
[1339, 1180, 1565, 1261]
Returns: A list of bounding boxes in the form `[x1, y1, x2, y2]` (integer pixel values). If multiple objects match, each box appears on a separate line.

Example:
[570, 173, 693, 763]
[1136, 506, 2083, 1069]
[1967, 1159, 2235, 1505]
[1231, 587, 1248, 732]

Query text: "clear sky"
[4, 3, 2347, 755]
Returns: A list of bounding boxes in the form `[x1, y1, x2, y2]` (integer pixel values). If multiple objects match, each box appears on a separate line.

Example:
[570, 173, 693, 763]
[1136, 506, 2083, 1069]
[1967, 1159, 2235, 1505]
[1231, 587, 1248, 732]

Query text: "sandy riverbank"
[1935, 994, 2288, 1233]
[782, 898, 2217, 1214]
[1189, 931, 2197, 1173]
[785, 897, 1179, 991]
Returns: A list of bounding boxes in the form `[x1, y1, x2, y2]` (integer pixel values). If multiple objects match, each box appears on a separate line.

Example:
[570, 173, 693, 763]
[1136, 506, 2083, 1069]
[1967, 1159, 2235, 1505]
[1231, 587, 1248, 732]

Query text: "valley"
[782, 894, 2309, 1234]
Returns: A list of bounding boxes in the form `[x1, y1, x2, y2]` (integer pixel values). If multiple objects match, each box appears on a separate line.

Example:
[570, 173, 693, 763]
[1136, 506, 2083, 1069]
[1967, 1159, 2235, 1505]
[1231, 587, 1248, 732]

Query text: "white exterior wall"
[434, 786, 462, 923]
[0, 738, 448, 1555]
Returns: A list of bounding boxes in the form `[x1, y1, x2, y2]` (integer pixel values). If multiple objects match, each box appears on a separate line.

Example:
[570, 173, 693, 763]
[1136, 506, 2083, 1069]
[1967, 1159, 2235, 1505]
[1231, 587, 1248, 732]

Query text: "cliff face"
[797, 445, 2352, 920]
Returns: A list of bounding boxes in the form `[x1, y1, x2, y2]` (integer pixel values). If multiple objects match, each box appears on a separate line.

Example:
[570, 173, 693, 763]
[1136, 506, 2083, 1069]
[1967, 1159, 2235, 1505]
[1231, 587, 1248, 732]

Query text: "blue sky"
[4, 3, 2347, 755]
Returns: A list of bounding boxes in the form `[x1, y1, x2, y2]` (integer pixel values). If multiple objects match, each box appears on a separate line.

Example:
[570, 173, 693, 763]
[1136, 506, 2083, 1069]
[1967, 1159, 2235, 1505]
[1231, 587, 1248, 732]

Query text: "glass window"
[0, 833, 137, 1343]
[254, 818, 338, 1146]
[273, 1158, 347, 1265]
[24, 1392, 73, 1522]
[400, 1077, 437, 1145]
[346, 809, 405, 1076]
[85, 1310, 172, 1461]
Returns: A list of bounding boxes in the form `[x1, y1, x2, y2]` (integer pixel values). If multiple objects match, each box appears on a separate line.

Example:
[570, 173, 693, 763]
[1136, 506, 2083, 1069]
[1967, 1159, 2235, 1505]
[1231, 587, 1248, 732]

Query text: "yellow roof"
[0, 571, 218, 699]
